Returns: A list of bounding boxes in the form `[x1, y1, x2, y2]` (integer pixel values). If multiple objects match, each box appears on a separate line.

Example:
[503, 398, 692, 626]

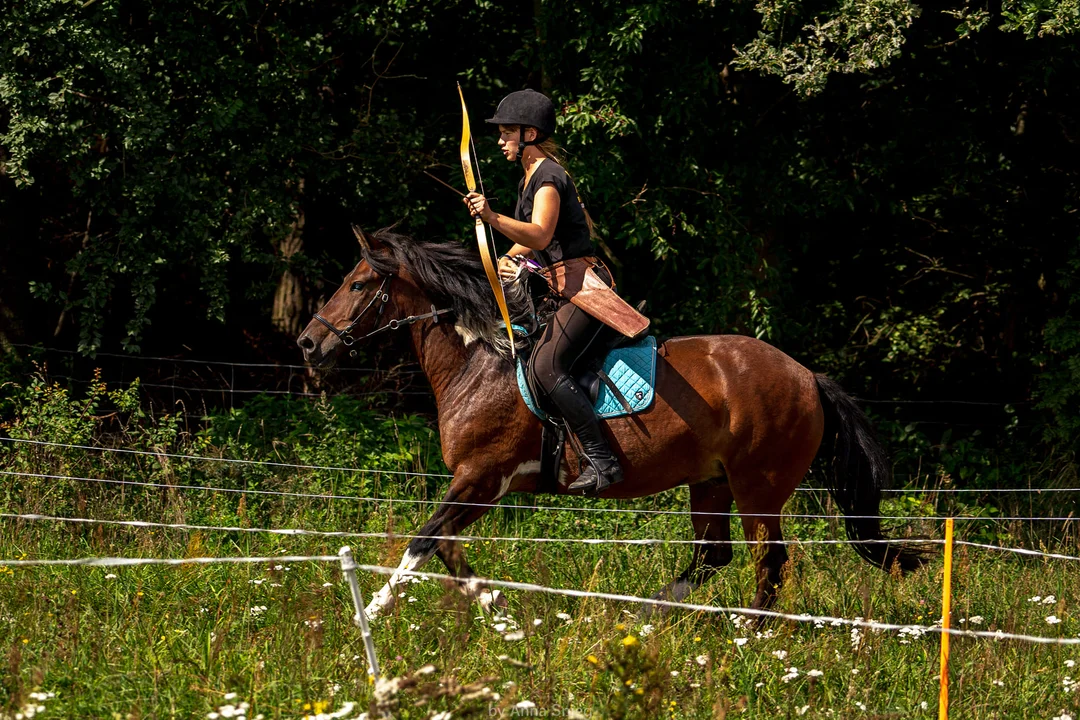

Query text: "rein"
[312, 276, 453, 349]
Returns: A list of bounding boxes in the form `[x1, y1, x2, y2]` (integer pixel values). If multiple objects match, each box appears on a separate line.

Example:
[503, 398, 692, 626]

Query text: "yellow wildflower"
[621, 635, 639, 648]
[586, 654, 599, 665]
[615, 623, 626, 631]
[693, 636, 702, 642]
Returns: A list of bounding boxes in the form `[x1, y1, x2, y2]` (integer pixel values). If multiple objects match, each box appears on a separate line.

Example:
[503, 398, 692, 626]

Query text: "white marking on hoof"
[458, 577, 506, 614]
[364, 548, 431, 620]
[496, 461, 541, 500]
[478, 588, 504, 613]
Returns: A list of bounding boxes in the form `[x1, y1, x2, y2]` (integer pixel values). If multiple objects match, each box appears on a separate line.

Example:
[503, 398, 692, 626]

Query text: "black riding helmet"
[485, 89, 556, 161]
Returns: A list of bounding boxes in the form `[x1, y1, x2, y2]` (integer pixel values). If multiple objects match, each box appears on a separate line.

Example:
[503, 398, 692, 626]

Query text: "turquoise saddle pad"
[515, 334, 657, 421]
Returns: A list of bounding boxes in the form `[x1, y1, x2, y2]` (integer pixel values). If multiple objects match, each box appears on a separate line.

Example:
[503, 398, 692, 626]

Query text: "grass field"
[2, 379, 1080, 719]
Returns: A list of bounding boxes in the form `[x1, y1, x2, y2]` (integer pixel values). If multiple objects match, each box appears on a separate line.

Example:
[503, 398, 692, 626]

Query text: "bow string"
[458, 82, 516, 356]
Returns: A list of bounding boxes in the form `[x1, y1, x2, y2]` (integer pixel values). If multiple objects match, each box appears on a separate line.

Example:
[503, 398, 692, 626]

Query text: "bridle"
[311, 275, 453, 349]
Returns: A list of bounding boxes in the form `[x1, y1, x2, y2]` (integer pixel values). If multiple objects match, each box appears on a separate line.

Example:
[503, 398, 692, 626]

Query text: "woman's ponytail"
[537, 138, 598, 240]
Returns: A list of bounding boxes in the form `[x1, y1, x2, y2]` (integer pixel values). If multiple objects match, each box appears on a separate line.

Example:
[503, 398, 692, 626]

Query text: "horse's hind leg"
[652, 479, 734, 605]
[731, 487, 789, 613]
[740, 512, 787, 612]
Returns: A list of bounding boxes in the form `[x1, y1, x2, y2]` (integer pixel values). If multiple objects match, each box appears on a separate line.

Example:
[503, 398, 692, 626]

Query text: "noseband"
[311, 276, 453, 350]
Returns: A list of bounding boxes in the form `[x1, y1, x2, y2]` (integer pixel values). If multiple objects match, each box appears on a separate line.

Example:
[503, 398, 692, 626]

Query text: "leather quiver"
[542, 256, 650, 338]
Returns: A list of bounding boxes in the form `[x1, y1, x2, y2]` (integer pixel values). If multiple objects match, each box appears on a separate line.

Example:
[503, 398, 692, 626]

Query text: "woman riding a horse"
[463, 88, 625, 496]
[296, 89, 927, 622]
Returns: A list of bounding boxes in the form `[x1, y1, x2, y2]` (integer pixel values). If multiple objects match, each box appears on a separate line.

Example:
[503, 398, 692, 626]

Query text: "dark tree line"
[2, 1, 1078, 453]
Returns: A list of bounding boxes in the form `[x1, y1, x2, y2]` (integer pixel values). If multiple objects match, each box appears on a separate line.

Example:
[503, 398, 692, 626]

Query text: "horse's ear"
[351, 224, 381, 254]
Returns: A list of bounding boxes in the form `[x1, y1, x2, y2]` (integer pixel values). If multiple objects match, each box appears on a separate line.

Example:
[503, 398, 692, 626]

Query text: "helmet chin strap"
[515, 126, 547, 162]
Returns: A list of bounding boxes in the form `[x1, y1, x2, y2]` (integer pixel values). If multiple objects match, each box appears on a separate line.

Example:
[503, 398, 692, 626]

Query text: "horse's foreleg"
[365, 532, 440, 620]
[434, 531, 508, 614]
[365, 469, 524, 620]
[652, 479, 734, 606]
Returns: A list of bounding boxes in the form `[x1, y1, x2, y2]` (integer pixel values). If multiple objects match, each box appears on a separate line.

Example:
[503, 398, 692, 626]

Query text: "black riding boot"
[546, 375, 624, 495]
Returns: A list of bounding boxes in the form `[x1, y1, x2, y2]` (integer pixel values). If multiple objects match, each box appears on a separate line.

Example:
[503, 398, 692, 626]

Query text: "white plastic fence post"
[339, 546, 380, 680]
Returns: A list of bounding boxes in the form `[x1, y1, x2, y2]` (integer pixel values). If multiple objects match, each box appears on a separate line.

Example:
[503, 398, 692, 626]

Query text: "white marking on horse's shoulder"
[454, 323, 481, 345]
[496, 460, 541, 499]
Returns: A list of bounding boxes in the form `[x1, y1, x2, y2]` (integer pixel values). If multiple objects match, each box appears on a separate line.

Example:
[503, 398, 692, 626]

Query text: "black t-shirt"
[514, 159, 594, 268]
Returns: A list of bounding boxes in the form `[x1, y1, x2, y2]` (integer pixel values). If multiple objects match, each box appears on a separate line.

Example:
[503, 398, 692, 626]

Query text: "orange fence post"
[939, 517, 955, 719]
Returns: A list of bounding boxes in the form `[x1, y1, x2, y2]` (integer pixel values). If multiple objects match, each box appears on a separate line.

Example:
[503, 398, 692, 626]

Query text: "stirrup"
[568, 458, 623, 495]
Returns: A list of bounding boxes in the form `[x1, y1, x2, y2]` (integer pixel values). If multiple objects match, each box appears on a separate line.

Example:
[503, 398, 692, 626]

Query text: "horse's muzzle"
[297, 331, 334, 368]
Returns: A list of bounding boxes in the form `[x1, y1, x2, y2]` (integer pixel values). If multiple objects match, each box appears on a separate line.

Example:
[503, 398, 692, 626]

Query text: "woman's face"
[497, 124, 537, 161]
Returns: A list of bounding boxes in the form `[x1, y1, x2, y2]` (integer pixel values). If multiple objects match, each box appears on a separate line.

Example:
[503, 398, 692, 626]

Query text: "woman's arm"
[464, 184, 560, 251]
[503, 243, 532, 258]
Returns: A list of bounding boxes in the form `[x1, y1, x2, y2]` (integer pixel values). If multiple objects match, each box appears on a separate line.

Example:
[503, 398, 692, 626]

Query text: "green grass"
[2, 381, 1080, 719]
[4, 469, 1080, 718]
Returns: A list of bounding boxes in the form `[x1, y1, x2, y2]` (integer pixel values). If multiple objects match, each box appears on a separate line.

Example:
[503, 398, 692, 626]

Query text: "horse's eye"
[350, 281, 365, 292]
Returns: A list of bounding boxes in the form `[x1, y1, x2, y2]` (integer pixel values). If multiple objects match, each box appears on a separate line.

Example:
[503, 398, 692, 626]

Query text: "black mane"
[362, 228, 530, 351]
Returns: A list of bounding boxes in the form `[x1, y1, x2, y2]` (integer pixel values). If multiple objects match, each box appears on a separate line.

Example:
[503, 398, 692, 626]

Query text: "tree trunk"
[271, 179, 306, 337]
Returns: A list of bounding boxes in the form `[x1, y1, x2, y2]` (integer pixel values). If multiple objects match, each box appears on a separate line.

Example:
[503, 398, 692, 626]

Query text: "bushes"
[0, 369, 447, 527]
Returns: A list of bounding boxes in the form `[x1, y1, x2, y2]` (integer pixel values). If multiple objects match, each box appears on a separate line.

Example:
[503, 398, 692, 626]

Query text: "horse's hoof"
[478, 588, 508, 613]
[647, 579, 695, 615]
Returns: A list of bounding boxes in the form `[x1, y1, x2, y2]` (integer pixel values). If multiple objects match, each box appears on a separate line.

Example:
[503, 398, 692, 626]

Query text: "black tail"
[814, 374, 930, 572]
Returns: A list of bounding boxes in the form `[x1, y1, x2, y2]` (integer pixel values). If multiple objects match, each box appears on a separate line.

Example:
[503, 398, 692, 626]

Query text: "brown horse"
[297, 227, 927, 621]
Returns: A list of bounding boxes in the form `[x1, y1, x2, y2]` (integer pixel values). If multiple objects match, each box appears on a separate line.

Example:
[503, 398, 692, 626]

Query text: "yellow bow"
[458, 82, 516, 356]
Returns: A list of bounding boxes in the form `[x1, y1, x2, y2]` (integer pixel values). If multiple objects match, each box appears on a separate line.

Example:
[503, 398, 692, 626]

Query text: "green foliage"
[1000, 0, 1080, 37]
[0, 0, 459, 353]
[3, 375, 1080, 718]
[0, 369, 445, 525]
[585, 630, 671, 719]
[1035, 248, 1080, 450]
[3, 0, 1080, 455]
[199, 393, 447, 500]
[4, 369, 133, 447]
[943, 6, 992, 39]
[736, 0, 922, 96]
[736, 1, 1078, 95]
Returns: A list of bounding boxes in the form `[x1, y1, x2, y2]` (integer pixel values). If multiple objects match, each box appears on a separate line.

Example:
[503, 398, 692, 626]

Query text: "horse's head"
[299, 226, 532, 366]
[297, 226, 401, 367]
